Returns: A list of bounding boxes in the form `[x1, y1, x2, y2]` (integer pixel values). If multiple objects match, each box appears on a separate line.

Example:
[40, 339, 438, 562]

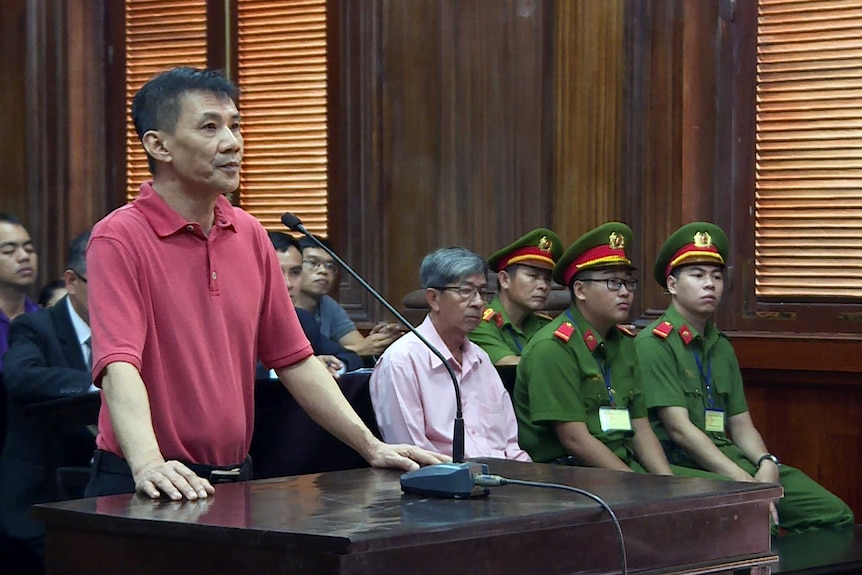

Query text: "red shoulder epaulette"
[553, 321, 575, 343]
[482, 308, 504, 328]
[617, 324, 636, 337]
[652, 321, 674, 339]
[678, 324, 694, 345]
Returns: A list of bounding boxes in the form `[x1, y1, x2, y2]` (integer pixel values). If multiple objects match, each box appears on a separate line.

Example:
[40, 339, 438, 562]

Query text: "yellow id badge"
[704, 409, 725, 433]
[599, 406, 632, 432]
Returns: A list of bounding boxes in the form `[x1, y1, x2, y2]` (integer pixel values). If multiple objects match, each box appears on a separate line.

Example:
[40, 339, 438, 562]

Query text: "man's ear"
[141, 130, 172, 165]
[571, 280, 587, 303]
[666, 274, 678, 295]
[425, 288, 440, 312]
[497, 270, 511, 290]
[62, 269, 77, 293]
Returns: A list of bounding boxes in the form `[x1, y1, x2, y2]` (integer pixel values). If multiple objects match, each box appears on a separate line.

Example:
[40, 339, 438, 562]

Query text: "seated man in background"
[469, 228, 562, 365]
[636, 222, 854, 533]
[0, 230, 95, 573]
[514, 223, 683, 475]
[267, 232, 362, 375]
[371, 247, 529, 461]
[37, 279, 67, 308]
[293, 236, 404, 357]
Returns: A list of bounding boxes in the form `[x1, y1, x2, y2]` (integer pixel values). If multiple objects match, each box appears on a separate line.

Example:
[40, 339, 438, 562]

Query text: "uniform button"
[212, 272, 217, 280]
[186, 225, 194, 231]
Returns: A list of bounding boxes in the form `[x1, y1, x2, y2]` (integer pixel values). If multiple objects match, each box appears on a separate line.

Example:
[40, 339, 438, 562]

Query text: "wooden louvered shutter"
[236, 0, 328, 236]
[124, 0, 209, 201]
[755, 0, 862, 298]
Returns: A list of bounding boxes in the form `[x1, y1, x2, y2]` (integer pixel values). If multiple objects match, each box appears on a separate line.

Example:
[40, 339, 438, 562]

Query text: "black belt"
[92, 449, 252, 484]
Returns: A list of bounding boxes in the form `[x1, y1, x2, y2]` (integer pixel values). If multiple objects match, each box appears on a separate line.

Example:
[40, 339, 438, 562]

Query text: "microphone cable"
[474, 474, 627, 575]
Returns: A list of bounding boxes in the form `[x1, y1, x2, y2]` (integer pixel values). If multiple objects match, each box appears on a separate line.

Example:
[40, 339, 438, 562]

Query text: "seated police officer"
[469, 228, 562, 366]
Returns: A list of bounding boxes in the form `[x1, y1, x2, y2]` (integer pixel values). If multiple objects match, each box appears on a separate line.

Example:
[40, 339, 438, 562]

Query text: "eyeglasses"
[69, 269, 87, 283]
[433, 284, 496, 302]
[579, 277, 639, 292]
[302, 258, 338, 274]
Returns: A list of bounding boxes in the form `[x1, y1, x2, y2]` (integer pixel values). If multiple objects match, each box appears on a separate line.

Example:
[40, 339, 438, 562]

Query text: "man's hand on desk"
[133, 459, 215, 501]
[365, 441, 450, 472]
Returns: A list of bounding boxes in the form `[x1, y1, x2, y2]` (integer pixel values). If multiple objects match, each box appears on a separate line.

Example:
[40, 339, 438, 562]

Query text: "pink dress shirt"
[370, 315, 530, 461]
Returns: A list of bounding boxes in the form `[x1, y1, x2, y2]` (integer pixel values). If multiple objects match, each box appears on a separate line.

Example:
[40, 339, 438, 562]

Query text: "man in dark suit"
[1, 231, 95, 573]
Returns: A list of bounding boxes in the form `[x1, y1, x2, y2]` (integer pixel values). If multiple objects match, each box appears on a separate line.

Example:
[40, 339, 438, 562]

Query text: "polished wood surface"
[36, 459, 779, 574]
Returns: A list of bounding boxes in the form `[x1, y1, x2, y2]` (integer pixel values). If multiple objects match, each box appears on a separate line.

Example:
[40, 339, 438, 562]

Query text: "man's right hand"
[133, 459, 215, 501]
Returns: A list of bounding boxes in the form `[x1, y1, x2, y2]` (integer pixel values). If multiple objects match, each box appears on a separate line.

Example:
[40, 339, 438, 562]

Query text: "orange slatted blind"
[755, 0, 862, 298]
[237, 0, 328, 236]
[124, 0, 208, 201]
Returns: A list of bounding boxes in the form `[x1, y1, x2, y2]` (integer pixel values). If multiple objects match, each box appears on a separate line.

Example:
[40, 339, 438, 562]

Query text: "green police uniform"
[469, 228, 563, 362]
[637, 221, 854, 532]
[514, 305, 645, 465]
[468, 296, 550, 363]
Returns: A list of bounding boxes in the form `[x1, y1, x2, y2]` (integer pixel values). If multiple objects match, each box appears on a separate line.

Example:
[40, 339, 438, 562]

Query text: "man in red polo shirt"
[85, 67, 445, 500]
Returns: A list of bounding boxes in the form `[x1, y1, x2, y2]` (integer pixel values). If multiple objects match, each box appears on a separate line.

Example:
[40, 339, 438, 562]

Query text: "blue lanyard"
[566, 310, 614, 406]
[505, 326, 523, 353]
[598, 359, 614, 406]
[693, 350, 715, 409]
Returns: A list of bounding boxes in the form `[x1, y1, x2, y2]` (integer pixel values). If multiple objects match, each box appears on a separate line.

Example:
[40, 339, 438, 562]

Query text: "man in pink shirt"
[85, 67, 445, 500]
[370, 247, 530, 461]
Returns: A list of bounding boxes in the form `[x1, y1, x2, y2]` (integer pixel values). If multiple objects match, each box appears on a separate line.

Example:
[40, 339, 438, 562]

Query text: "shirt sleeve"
[520, 338, 587, 424]
[635, 333, 688, 410]
[468, 320, 515, 364]
[87, 234, 148, 383]
[323, 296, 357, 342]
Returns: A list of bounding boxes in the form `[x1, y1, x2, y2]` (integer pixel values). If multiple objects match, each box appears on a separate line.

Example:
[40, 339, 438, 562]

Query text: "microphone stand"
[281, 213, 466, 463]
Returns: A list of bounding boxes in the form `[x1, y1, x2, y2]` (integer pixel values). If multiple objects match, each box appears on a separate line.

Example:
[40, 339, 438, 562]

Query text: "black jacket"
[0, 297, 95, 539]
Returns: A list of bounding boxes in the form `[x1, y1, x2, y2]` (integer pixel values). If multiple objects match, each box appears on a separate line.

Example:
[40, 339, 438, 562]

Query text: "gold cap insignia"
[609, 231, 625, 250]
[538, 235, 552, 252]
[693, 231, 712, 248]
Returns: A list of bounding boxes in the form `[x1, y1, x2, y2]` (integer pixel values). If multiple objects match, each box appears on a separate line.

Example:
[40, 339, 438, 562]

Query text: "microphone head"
[280, 212, 304, 232]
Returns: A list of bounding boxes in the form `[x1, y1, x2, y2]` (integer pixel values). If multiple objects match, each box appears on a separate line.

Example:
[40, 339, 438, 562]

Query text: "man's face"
[574, 268, 636, 328]
[299, 247, 338, 299]
[499, 264, 552, 311]
[0, 223, 37, 289]
[64, 269, 89, 324]
[155, 90, 243, 194]
[276, 245, 303, 301]
[667, 264, 724, 317]
[429, 273, 489, 336]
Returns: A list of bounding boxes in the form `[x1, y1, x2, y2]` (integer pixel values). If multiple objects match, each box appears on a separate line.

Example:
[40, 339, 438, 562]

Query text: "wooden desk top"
[37, 459, 780, 572]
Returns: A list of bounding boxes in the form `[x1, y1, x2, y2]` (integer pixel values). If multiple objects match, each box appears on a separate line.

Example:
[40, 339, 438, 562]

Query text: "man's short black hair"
[268, 231, 300, 253]
[0, 213, 23, 226]
[132, 67, 239, 174]
[298, 235, 333, 253]
[66, 230, 91, 274]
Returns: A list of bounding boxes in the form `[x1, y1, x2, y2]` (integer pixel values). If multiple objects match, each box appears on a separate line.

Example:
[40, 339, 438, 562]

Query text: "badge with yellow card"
[599, 406, 632, 432]
[704, 408, 725, 433]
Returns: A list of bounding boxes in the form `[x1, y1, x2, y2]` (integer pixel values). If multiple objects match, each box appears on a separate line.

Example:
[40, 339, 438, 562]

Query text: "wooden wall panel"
[0, 0, 29, 225]
[743, 366, 862, 519]
[335, 0, 556, 319]
[552, 0, 625, 242]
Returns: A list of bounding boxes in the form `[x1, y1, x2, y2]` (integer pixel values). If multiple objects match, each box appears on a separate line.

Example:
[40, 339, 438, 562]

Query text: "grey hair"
[419, 247, 488, 289]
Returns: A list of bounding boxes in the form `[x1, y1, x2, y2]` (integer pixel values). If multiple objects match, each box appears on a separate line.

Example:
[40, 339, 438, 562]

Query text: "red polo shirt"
[88, 182, 312, 466]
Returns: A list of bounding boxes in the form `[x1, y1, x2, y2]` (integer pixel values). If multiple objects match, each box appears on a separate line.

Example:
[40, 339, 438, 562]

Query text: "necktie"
[84, 336, 92, 370]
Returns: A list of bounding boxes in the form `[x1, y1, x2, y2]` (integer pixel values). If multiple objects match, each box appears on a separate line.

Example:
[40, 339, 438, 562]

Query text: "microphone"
[281, 214, 480, 497]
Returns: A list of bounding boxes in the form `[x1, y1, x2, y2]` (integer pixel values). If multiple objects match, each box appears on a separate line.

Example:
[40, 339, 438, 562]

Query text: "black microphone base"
[400, 462, 490, 499]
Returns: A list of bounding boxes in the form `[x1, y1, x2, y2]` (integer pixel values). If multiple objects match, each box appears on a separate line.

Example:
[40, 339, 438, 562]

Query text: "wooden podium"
[35, 459, 780, 574]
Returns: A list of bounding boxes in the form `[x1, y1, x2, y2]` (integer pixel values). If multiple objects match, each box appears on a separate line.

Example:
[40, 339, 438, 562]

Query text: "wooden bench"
[772, 525, 862, 574]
